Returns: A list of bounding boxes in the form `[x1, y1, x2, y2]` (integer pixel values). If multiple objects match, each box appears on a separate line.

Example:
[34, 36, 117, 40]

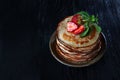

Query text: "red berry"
[67, 22, 78, 32]
[73, 25, 85, 35]
[71, 14, 80, 25]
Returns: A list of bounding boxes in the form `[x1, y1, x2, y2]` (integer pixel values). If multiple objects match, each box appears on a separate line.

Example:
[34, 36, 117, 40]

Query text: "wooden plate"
[49, 31, 107, 67]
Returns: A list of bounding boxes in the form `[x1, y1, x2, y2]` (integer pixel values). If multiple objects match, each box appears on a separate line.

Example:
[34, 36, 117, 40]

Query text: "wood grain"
[0, 0, 120, 80]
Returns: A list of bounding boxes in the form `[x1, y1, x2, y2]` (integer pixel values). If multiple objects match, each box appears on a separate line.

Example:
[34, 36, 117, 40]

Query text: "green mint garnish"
[80, 23, 90, 38]
[91, 15, 95, 22]
[90, 15, 98, 23]
[76, 11, 102, 37]
[93, 23, 102, 33]
[77, 11, 90, 21]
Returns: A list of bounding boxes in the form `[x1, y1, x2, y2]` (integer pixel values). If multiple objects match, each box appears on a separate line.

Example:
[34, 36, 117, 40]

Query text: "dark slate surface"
[0, 0, 120, 80]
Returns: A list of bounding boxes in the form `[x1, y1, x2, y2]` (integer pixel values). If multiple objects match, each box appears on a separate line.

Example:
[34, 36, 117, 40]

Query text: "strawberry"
[67, 22, 78, 32]
[71, 14, 81, 25]
[73, 25, 85, 35]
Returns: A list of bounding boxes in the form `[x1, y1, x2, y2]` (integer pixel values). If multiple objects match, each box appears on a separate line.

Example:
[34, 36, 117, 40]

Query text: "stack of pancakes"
[56, 16, 102, 63]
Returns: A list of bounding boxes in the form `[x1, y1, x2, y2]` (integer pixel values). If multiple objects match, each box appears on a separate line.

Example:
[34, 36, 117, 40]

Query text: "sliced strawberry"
[73, 25, 85, 35]
[71, 14, 81, 25]
[67, 22, 78, 32]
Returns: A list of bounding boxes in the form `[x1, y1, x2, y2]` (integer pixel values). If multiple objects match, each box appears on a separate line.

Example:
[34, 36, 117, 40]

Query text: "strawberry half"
[67, 22, 78, 32]
[73, 25, 85, 35]
[71, 14, 81, 25]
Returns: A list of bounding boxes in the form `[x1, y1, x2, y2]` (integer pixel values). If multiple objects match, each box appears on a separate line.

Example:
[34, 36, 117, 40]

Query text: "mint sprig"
[77, 11, 101, 37]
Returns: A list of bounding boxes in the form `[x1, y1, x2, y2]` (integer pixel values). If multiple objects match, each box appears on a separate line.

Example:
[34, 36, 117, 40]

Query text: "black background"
[0, 0, 120, 80]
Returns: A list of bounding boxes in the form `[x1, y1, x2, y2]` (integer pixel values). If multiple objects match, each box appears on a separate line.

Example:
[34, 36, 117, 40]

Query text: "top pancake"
[57, 16, 100, 48]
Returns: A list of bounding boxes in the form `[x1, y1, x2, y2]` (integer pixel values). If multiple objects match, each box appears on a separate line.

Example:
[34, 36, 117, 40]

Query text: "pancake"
[56, 36, 102, 63]
[56, 37, 100, 53]
[56, 42, 101, 62]
[55, 13, 102, 63]
[57, 16, 100, 48]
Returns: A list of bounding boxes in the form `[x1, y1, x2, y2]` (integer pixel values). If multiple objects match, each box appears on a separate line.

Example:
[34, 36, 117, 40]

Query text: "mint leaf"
[80, 23, 90, 37]
[91, 15, 95, 22]
[80, 27, 89, 38]
[77, 11, 89, 17]
[77, 11, 90, 21]
[95, 17, 98, 23]
[93, 23, 102, 33]
[89, 15, 98, 23]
